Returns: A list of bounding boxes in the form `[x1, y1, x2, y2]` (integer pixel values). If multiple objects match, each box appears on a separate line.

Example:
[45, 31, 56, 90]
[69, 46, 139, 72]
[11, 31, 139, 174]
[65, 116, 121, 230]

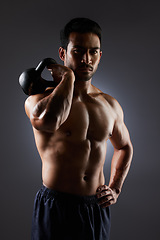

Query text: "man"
[25, 18, 133, 240]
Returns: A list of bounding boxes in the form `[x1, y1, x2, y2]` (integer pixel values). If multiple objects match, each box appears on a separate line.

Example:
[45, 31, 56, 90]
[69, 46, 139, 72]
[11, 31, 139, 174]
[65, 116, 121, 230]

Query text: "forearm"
[31, 71, 75, 131]
[108, 143, 133, 194]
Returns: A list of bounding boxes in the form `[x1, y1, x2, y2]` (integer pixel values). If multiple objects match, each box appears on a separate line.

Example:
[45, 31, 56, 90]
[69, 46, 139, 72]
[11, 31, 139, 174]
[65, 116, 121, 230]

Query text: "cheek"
[67, 54, 79, 67]
[65, 54, 73, 67]
[65, 56, 76, 70]
[93, 57, 100, 67]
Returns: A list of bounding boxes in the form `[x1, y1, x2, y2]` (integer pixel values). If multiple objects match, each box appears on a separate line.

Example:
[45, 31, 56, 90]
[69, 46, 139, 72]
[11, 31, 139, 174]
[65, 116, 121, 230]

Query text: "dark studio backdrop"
[1, 0, 160, 239]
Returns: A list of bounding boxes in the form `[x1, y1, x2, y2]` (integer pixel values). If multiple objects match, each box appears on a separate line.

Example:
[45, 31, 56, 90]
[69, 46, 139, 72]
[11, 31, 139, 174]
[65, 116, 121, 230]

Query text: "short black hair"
[60, 18, 102, 49]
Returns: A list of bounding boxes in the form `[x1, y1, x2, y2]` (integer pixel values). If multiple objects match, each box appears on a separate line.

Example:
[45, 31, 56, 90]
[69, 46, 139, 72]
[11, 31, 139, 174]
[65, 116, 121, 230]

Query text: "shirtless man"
[25, 18, 133, 240]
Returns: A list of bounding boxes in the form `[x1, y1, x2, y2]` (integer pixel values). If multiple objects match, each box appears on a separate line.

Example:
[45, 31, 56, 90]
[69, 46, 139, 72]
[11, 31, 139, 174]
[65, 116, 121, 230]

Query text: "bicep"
[110, 119, 131, 150]
[25, 95, 42, 119]
[24, 94, 48, 130]
[24, 90, 52, 119]
[24, 91, 57, 132]
[105, 96, 131, 150]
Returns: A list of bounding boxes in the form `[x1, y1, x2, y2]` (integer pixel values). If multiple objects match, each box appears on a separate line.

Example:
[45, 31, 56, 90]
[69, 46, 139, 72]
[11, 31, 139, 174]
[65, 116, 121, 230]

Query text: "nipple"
[109, 133, 112, 137]
[66, 131, 71, 136]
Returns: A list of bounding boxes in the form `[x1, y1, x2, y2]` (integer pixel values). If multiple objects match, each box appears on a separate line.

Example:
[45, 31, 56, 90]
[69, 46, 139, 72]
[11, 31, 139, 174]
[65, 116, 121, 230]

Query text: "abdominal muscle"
[41, 138, 106, 196]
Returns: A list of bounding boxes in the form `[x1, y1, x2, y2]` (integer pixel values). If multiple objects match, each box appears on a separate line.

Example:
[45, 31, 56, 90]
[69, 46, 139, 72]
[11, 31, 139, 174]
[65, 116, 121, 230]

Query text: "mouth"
[79, 68, 92, 72]
[78, 64, 93, 72]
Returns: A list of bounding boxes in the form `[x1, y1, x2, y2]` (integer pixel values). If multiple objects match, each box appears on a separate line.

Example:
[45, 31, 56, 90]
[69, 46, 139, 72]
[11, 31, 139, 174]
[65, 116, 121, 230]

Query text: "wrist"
[62, 73, 75, 85]
[64, 69, 75, 82]
[112, 188, 121, 195]
[109, 185, 121, 195]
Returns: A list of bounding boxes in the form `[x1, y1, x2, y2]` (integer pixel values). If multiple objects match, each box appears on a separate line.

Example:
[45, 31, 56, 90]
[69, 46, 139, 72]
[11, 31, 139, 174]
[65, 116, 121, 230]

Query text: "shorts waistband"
[41, 185, 98, 204]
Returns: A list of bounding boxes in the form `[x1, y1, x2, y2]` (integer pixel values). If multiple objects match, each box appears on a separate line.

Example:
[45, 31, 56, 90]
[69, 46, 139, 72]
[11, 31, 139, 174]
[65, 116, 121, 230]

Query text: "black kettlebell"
[19, 58, 58, 95]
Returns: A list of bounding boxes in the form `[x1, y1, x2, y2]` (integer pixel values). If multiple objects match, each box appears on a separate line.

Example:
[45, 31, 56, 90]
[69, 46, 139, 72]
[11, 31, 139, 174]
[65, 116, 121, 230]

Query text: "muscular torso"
[32, 87, 116, 195]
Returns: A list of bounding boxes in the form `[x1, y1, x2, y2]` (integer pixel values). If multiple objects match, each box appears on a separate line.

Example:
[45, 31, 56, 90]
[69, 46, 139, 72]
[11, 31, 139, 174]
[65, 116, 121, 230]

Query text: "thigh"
[31, 189, 64, 240]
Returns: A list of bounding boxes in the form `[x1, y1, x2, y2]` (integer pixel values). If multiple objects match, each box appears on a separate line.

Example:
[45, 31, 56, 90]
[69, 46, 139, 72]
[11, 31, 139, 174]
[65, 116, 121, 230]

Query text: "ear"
[98, 51, 102, 64]
[59, 47, 66, 61]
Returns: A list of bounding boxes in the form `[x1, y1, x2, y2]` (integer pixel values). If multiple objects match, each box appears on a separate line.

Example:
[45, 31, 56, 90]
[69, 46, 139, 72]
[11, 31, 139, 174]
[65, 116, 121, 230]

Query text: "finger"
[101, 199, 115, 208]
[47, 63, 59, 70]
[96, 185, 109, 193]
[98, 195, 114, 206]
[97, 190, 112, 199]
[47, 65, 55, 71]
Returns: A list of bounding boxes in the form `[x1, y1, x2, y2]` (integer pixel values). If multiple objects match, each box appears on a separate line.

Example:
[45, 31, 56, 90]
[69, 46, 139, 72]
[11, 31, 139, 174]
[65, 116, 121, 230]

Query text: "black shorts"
[31, 185, 111, 240]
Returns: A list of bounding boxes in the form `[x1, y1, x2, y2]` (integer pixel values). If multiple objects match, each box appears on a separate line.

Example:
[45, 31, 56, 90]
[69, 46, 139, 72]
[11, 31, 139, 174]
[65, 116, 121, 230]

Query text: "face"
[59, 32, 102, 81]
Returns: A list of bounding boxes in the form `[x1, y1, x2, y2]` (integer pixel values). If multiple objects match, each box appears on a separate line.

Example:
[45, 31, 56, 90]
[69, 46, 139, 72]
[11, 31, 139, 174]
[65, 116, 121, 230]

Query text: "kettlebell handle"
[19, 58, 57, 96]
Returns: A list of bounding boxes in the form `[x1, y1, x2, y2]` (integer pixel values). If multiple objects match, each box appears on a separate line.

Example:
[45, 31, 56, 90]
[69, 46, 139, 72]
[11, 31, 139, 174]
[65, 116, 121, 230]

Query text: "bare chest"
[58, 96, 115, 141]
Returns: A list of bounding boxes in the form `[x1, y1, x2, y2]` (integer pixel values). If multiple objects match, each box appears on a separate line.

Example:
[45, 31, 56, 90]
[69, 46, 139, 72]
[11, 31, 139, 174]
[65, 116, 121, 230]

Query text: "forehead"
[67, 32, 101, 49]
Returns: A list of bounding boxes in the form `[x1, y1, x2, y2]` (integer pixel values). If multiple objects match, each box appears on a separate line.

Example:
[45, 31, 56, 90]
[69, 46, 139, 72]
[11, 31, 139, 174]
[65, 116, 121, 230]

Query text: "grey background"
[1, 0, 160, 239]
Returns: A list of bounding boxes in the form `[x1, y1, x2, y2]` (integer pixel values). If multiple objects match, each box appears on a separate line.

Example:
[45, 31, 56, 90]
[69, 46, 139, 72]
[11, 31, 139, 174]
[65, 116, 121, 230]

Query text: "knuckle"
[100, 191, 106, 196]
[103, 202, 110, 208]
[97, 185, 104, 192]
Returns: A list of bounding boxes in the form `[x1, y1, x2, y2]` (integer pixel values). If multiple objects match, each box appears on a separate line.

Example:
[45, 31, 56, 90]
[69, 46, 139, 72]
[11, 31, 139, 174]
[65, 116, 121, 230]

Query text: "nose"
[81, 52, 92, 64]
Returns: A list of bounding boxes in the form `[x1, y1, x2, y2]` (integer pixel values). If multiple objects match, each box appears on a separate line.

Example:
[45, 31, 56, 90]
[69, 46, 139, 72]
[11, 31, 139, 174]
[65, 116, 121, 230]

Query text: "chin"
[75, 72, 93, 82]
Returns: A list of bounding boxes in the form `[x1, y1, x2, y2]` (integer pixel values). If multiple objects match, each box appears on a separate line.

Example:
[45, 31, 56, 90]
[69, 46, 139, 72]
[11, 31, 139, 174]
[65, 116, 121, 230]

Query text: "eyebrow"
[73, 45, 101, 50]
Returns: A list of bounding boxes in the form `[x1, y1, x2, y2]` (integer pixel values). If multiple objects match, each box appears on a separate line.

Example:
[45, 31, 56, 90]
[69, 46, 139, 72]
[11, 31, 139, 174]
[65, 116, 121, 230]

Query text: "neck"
[73, 79, 92, 97]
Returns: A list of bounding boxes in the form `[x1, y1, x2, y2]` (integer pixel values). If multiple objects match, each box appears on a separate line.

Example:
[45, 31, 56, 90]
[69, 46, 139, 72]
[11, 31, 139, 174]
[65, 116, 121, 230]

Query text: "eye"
[73, 49, 82, 54]
[90, 49, 98, 55]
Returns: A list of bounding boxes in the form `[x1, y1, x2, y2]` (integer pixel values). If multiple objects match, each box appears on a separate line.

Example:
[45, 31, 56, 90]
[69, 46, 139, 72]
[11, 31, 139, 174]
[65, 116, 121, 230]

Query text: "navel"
[83, 175, 88, 181]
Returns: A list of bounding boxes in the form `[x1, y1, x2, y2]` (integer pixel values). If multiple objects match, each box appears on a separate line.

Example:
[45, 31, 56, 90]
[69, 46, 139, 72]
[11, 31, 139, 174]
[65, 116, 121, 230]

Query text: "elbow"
[123, 142, 133, 161]
[30, 113, 59, 132]
[121, 138, 133, 155]
[128, 141, 133, 159]
[115, 141, 133, 157]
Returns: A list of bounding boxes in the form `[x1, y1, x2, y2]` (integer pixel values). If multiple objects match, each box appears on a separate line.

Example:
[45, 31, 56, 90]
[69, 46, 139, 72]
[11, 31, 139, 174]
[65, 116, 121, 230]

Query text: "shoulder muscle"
[102, 93, 124, 120]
